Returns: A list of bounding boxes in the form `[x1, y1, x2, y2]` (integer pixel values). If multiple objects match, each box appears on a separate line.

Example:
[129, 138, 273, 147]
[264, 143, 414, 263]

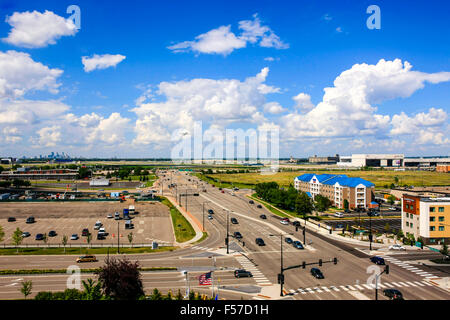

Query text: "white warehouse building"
[337, 154, 404, 167]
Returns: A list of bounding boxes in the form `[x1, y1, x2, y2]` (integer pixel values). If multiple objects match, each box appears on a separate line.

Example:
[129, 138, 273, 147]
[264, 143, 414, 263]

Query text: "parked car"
[125, 220, 134, 229]
[285, 237, 293, 244]
[98, 227, 106, 235]
[7, 217, 16, 222]
[311, 268, 324, 279]
[82, 228, 90, 236]
[107, 213, 113, 219]
[234, 231, 243, 239]
[94, 221, 102, 230]
[48, 230, 57, 237]
[293, 241, 304, 249]
[35, 233, 44, 240]
[383, 289, 403, 300]
[70, 234, 79, 240]
[234, 269, 252, 278]
[21, 232, 30, 238]
[114, 212, 121, 220]
[255, 238, 265, 246]
[76, 255, 97, 263]
[259, 214, 267, 219]
[370, 256, 386, 265]
[97, 233, 106, 240]
[26, 216, 35, 224]
[231, 217, 238, 224]
[389, 244, 406, 251]
[207, 209, 214, 214]
[208, 214, 213, 220]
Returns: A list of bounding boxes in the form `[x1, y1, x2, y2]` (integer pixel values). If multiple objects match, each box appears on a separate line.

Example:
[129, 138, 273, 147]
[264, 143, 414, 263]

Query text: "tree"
[96, 257, 144, 300]
[440, 243, 448, 258]
[314, 194, 332, 212]
[295, 192, 314, 219]
[384, 223, 390, 234]
[343, 199, 349, 210]
[128, 232, 133, 248]
[62, 235, 68, 253]
[12, 227, 23, 252]
[149, 288, 162, 300]
[42, 233, 48, 248]
[20, 280, 33, 299]
[0, 225, 5, 242]
[81, 278, 103, 300]
[387, 195, 396, 205]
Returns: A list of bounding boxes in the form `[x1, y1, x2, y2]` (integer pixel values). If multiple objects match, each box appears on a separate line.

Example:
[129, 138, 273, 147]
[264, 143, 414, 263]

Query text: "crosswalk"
[235, 255, 272, 285]
[191, 245, 210, 251]
[383, 256, 438, 279]
[290, 280, 433, 295]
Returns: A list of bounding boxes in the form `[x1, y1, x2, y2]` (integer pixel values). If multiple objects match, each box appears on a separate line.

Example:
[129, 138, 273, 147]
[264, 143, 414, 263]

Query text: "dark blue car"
[293, 241, 304, 249]
[370, 256, 385, 265]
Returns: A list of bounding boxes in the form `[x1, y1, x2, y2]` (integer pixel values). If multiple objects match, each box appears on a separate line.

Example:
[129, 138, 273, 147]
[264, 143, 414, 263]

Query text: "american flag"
[198, 272, 212, 285]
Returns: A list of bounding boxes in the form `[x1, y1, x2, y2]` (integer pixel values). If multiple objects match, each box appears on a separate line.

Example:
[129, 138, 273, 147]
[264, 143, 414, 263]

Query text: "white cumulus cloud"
[82, 54, 126, 72]
[3, 10, 78, 48]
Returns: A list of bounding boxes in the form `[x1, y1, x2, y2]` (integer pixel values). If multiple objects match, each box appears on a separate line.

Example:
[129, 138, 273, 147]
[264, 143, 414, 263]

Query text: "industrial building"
[336, 154, 450, 169]
[308, 154, 340, 165]
[294, 173, 376, 209]
[402, 195, 450, 245]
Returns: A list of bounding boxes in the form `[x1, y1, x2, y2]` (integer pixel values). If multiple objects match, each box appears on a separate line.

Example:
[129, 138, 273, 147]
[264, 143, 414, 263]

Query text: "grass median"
[160, 197, 196, 243]
[0, 267, 178, 275]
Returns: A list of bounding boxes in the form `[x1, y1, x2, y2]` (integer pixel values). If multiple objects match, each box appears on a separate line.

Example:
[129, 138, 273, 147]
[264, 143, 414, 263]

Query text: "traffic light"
[333, 257, 338, 265]
[302, 261, 306, 269]
[319, 259, 322, 267]
[385, 265, 389, 275]
[277, 273, 284, 284]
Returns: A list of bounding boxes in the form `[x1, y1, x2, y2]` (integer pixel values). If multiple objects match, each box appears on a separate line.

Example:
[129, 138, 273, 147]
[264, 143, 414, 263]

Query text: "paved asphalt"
[0, 171, 448, 300]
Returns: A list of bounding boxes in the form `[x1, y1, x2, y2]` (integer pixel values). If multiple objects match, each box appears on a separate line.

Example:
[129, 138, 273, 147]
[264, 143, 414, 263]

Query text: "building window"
[430, 239, 436, 243]
[439, 226, 445, 231]
[406, 222, 409, 227]
[410, 223, 413, 228]
[430, 226, 435, 231]
[430, 217, 435, 222]
[439, 216, 444, 222]
[430, 207, 436, 212]
[438, 207, 444, 212]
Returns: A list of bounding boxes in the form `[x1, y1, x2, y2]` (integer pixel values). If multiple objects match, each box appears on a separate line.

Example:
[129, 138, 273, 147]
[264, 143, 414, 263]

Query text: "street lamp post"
[117, 220, 120, 254]
[226, 210, 230, 254]
[269, 232, 294, 297]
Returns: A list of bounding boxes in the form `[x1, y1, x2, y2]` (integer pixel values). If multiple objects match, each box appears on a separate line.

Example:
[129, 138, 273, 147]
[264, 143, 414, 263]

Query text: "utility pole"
[369, 213, 373, 251]
[117, 220, 120, 254]
[226, 210, 230, 254]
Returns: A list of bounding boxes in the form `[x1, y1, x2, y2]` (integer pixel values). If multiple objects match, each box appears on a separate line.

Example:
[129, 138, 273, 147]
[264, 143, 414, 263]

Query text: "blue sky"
[0, 0, 449, 158]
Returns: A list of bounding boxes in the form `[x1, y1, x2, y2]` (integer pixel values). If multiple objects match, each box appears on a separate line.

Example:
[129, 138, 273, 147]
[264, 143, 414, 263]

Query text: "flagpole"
[212, 270, 214, 298]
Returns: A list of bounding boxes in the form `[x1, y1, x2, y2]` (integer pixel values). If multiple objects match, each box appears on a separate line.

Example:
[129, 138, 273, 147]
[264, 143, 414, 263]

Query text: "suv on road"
[383, 289, 403, 300]
[234, 232, 243, 239]
[293, 241, 304, 249]
[285, 237, 293, 244]
[76, 255, 97, 263]
[311, 268, 324, 279]
[249, 200, 254, 204]
[231, 217, 238, 224]
[255, 238, 265, 246]
[234, 269, 252, 278]
[259, 214, 267, 219]
[207, 209, 214, 215]
[257, 204, 262, 209]
[7, 217, 16, 222]
[334, 212, 344, 218]
[370, 256, 385, 265]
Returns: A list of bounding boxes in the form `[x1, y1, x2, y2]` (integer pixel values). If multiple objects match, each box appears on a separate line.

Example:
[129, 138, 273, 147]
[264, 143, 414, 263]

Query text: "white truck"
[129, 205, 135, 214]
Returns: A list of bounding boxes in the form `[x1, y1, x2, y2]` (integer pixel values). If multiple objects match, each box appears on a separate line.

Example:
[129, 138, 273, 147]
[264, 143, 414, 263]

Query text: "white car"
[334, 212, 344, 218]
[389, 244, 406, 251]
[280, 220, 289, 225]
[107, 213, 113, 219]
[70, 234, 79, 240]
[94, 221, 102, 230]
[208, 214, 213, 220]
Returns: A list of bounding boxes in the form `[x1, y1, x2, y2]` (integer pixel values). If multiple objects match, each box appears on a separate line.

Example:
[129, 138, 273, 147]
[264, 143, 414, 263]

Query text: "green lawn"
[160, 198, 196, 243]
[198, 170, 450, 189]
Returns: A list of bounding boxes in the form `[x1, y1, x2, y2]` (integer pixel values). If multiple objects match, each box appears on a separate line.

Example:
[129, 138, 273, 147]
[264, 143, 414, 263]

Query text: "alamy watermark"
[170, 121, 279, 174]
[67, 5, 81, 30]
[366, 5, 381, 30]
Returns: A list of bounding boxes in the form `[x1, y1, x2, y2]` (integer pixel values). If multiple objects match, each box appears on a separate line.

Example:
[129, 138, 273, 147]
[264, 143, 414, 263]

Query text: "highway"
[0, 170, 448, 300]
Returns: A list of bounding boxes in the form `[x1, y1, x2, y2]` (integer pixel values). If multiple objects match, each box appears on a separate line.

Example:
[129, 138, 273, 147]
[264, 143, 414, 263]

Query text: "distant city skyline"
[0, 0, 448, 158]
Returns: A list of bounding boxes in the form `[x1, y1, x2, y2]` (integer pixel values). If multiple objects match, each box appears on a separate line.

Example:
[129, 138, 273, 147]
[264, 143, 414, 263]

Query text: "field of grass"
[200, 170, 450, 189]
[161, 198, 196, 243]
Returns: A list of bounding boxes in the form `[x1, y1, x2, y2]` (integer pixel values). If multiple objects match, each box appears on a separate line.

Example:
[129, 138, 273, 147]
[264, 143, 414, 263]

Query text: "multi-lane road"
[0, 171, 448, 300]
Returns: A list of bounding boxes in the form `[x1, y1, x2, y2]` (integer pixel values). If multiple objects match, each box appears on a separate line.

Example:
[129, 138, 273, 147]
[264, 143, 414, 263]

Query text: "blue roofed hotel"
[294, 173, 376, 209]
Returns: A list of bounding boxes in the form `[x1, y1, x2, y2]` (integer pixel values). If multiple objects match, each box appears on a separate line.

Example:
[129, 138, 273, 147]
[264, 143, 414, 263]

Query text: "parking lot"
[0, 201, 175, 245]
